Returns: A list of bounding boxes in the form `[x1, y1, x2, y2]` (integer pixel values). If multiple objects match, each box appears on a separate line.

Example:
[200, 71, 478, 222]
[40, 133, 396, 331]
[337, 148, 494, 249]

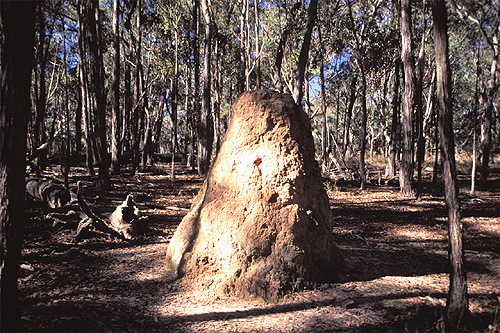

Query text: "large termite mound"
[165, 89, 347, 301]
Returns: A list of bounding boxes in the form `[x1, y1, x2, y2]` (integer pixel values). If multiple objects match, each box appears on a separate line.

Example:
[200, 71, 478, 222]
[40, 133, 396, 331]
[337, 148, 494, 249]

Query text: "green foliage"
[29, 0, 499, 168]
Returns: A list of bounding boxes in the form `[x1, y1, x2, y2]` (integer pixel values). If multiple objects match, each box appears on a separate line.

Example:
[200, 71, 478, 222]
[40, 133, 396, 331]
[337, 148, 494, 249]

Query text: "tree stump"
[165, 89, 347, 301]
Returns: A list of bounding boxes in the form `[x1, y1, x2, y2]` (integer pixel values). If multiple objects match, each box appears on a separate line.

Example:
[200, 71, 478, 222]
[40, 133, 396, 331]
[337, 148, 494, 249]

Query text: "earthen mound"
[165, 89, 347, 301]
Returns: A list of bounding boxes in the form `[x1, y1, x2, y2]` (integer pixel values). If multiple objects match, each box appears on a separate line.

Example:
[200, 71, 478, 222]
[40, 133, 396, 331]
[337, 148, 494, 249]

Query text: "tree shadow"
[20, 169, 499, 332]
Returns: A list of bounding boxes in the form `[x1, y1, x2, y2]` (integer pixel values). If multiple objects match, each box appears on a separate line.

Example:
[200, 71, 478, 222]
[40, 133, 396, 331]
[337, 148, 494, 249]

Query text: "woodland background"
[26, 0, 498, 187]
[1, 0, 499, 331]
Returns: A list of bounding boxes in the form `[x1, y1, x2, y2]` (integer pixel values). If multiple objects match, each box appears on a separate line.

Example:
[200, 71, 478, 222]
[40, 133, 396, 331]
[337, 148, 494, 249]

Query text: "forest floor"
[20, 162, 500, 332]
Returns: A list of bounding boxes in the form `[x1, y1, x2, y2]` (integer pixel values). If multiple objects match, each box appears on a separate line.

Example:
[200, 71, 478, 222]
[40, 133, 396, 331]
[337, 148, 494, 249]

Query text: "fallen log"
[75, 181, 148, 241]
[26, 178, 71, 208]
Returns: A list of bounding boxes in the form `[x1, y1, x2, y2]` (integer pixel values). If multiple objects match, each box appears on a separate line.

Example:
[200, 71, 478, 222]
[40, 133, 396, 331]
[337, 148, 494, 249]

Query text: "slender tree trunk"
[122, 0, 136, 157]
[273, 2, 301, 93]
[191, 0, 200, 171]
[123, 52, 132, 153]
[214, 32, 223, 154]
[254, 0, 261, 89]
[335, 90, 340, 143]
[386, 56, 400, 178]
[75, 88, 82, 157]
[34, 3, 47, 174]
[198, 0, 214, 176]
[471, 46, 480, 194]
[431, 110, 439, 182]
[77, 0, 95, 176]
[358, 63, 368, 190]
[111, 0, 121, 175]
[479, 27, 498, 185]
[244, 0, 251, 90]
[320, 51, 328, 171]
[416, 17, 427, 200]
[343, 75, 358, 157]
[433, 1, 468, 330]
[62, 17, 71, 186]
[0, 2, 36, 331]
[171, 30, 179, 180]
[183, 71, 191, 159]
[399, 0, 415, 197]
[87, 0, 109, 186]
[239, 0, 248, 93]
[132, 0, 143, 174]
[152, 93, 165, 155]
[141, 106, 152, 170]
[423, 70, 436, 148]
[292, 0, 318, 105]
[304, 70, 310, 115]
[185, 66, 195, 169]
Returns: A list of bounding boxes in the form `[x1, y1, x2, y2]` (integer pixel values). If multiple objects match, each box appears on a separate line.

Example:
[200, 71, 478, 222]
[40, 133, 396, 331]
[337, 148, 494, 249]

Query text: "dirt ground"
[20, 162, 500, 332]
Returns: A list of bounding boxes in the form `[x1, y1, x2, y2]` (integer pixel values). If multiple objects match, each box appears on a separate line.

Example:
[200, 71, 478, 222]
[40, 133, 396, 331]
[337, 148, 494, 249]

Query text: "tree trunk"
[185, 66, 195, 169]
[86, 0, 109, 186]
[399, 0, 415, 197]
[292, 0, 318, 105]
[343, 75, 358, 157]
[152, 94, 165, 155]
[239, 0, 248, 93]
[34, 3, 48, 175]
[423, 70, 436, 149]
[62, 18, 71, 187]
[358, 63, 368, 190]
[431, 110, 439, 182]
[213, 32, 223, 154]
[171, 30, 179, 180]
[197, 0, 214, 177]
[386, 56, 400, 178]
[432, 1, 468, 330]
[75, 83, 83, 157]
[334, 90, 340, 144]
[471, 46, 480, 194]
[123, 53, 132, 154]
[191, 0, 200, 171]
[478, 20, 499, 185]
[110, 0, 121, 175]
[132, 0, 143, 174]
[273, 2, 301, 93]
[0, 2, 36, 331]
[320, 48, 328, 171]
[141, 107, 153, 170]
[415, 17, 427, 200]
[77, 0, 95, 177]
[254, 0, 261, 89]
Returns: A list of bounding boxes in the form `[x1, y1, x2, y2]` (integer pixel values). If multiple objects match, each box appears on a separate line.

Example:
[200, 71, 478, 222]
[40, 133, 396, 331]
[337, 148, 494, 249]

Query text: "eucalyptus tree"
[386, 54, 401, 179]
[197, 0, 214, 177]
[83, 0, 110, 186]
[191, 0, 200, 170]
[449, 0, 499, 185]
[399, 0, 416, 197]
[110, 0, 121, 175]
[77, 0, 95, 176]
[128, 0, 144, 174]
[33, 2, 49, 175]
[432, 0, 468, 329]
[271, 2, 301, 93]
[292, 0, 318, 105]
[345, 0, 386, 190]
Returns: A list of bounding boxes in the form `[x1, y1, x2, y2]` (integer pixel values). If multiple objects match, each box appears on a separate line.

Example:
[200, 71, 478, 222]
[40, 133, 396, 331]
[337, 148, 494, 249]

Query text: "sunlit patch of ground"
[149, 268, 499, 332]
[466, 216, 500, 236]
[20, 165, 500, 332]
[386, 224, 447, 242]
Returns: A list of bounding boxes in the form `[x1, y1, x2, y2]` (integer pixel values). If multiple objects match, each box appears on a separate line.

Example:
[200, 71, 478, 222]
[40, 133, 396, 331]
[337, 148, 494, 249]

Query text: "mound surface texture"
[165, 89, 346, 300]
